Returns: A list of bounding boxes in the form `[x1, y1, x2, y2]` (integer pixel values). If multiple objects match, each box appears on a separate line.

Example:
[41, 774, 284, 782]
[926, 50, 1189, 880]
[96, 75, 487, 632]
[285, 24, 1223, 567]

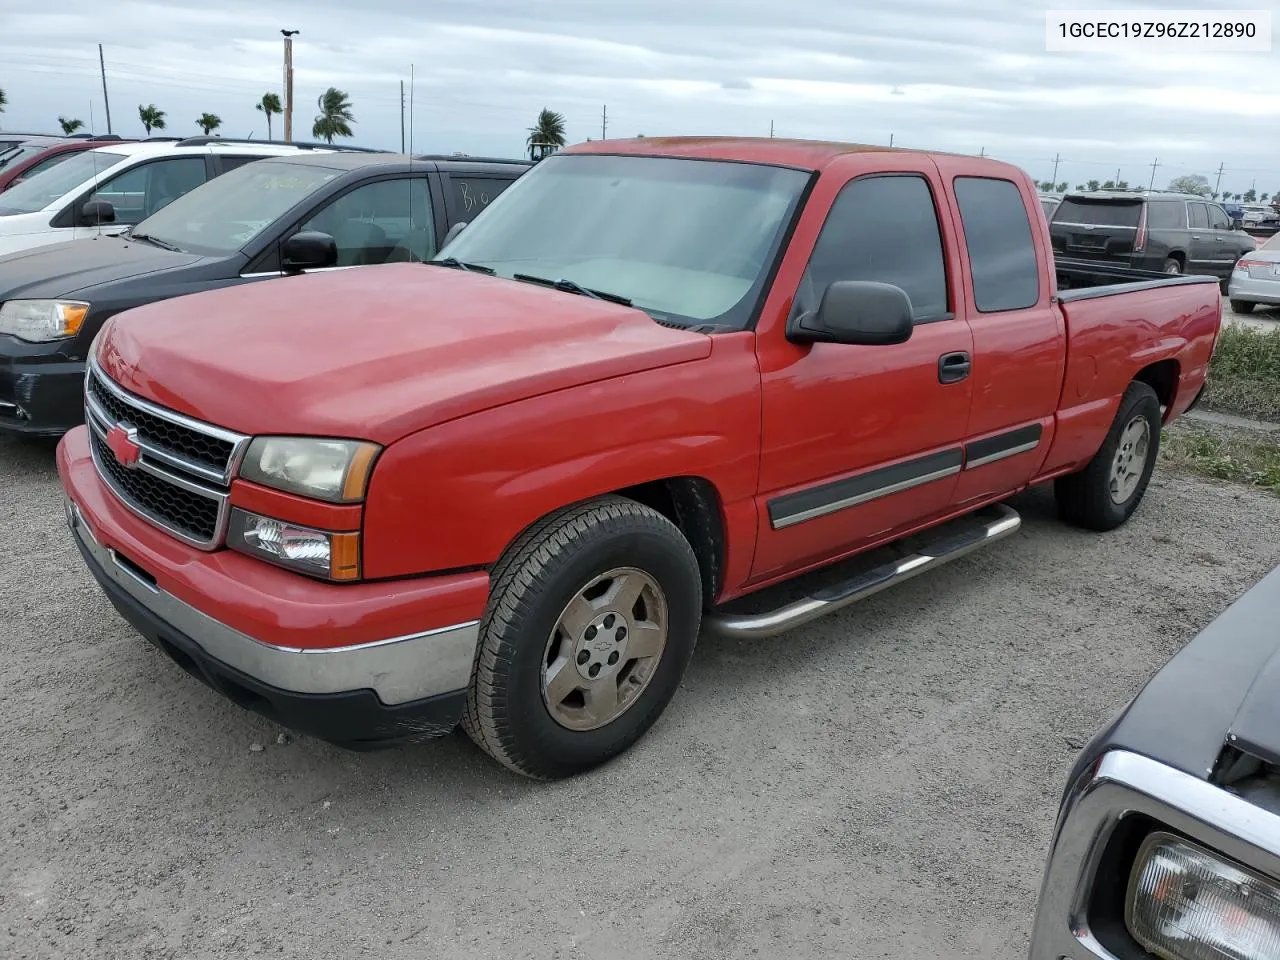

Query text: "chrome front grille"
[84, 358, 250, 550]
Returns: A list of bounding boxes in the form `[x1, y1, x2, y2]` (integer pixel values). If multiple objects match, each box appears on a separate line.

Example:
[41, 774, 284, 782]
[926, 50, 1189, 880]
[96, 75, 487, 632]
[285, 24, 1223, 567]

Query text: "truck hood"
[0, 234, 205, 299]
[97, 263, 713, 444]
[1069, 563, 1280, 786]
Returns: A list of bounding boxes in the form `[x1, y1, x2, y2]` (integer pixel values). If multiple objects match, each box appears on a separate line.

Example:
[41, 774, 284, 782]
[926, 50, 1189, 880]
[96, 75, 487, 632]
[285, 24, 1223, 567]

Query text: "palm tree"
[138, 104, 166, 136]
[526, 108, 566, 161]
[312, 88, 355, 143]
[58, 116, 84, 135]
[0, 88, 6, 117]
[196, 113, 221, 135]
[255, 93, 282, 140]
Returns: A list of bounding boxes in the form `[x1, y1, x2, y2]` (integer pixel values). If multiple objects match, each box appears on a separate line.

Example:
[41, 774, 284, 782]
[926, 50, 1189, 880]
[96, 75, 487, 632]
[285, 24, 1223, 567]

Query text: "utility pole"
[98, 44, 113, 135]
[1147, 157, 1160, 192]
[770, 120, 775, 138]
[400, 80, 405, 152]
[1051, 152, 1061, 187]
[979, 146, 986, 157]
[601, 104, 608, 141]
[889, 132, 894, 147]
[1213, 162, 1225, 196]
[281, 29, 299, 143]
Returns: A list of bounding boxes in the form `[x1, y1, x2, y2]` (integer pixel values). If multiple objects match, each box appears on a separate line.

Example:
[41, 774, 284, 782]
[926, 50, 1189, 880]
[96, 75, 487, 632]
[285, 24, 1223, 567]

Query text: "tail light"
[1134, 204, 1148, 253]
[1236, 258, 1267, 271]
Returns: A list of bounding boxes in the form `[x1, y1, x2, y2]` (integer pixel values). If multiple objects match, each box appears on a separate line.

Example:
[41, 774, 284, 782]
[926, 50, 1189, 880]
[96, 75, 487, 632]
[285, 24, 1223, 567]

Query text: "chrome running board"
[703, 503, 1022, 640]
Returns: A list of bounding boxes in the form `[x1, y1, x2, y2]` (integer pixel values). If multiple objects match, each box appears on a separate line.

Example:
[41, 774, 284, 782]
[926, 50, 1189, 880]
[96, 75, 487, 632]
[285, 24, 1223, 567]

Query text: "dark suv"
[1049, 190, 1256, 282]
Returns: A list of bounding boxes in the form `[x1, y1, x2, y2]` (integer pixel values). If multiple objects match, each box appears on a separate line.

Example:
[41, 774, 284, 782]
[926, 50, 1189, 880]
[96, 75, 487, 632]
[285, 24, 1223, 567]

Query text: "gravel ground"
[3, 435, 1280, 960]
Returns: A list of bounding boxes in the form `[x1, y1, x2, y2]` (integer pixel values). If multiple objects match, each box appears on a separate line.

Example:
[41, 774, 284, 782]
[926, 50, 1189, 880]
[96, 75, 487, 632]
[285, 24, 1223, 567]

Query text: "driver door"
[751, 155, 974, 580]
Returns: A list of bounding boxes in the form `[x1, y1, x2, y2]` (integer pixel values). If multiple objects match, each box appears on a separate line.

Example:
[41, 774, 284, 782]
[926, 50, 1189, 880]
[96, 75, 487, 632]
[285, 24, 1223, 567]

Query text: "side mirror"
[442, 221, 468, 247]
[789, 280, 914, 346]
[281, 231, 338, 272]
[80, 200, 116, 226]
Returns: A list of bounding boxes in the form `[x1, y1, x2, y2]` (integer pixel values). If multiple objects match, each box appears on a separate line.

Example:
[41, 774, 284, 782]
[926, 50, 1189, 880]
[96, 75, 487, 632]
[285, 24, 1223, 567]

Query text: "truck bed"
[1054, 257, 1220, 300]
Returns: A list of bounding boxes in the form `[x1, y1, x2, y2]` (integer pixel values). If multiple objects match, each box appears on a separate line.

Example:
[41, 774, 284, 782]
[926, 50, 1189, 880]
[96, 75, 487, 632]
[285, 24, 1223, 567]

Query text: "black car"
[0, 151, 530, 436]
[1049, 190, 1257, 283]
[1030, 564, 1280, 959]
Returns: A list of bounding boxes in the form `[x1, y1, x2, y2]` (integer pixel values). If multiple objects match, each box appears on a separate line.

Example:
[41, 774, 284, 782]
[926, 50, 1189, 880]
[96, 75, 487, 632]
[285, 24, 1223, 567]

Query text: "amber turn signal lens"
[329, 532, 361, 581]
[341, 443, 380, 502]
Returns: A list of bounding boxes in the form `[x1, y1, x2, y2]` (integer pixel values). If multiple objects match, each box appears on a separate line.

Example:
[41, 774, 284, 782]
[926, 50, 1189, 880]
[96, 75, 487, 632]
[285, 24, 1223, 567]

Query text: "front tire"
[462, 496, 702, 780]
[1055, 381, 1162, 532]
[1230, 299, 1256, 314]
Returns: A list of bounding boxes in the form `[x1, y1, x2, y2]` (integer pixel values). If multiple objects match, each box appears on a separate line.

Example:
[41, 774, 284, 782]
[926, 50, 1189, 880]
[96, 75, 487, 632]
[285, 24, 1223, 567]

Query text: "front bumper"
[0, 346, 86, 436]
[59, 427, 491, 749]
[1028, 750, 1280, 959]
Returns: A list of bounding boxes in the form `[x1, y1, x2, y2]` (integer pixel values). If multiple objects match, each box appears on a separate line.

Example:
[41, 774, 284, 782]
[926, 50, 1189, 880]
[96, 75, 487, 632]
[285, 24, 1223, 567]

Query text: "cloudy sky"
[2, 0, 1277, 194]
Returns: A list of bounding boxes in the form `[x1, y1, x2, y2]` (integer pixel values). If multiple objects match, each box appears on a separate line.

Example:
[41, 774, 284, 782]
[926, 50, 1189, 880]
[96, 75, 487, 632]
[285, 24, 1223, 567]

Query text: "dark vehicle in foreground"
[1030, 564, 1280, 960]
[1050, 190, 1257, 283]
[58, 137, 1221, 779]
[0, 151, 529, 436]
[0, 137, 138, 193]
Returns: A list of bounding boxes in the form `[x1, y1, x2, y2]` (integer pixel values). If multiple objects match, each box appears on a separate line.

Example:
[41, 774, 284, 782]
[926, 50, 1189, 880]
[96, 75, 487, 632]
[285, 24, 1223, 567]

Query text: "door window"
[795, 174, 949, 323]
[953, 177, 1041, 312]
[1206, 204, 1231, 230]
[1188, 203, 1210, 229]
[300, 177, 435, 266]
[447, 176, 515, 220]
[1146, 201, 1185, 229]
[88, 157, 207, 225]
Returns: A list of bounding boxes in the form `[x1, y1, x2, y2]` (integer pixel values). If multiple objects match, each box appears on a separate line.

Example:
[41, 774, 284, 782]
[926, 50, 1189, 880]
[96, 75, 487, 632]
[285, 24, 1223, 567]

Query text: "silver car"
[1228, 231, 1280, 314]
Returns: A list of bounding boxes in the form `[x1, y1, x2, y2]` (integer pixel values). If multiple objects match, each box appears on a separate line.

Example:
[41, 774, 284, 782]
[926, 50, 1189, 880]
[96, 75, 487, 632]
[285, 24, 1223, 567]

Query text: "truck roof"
[564, 135, 1027, 175]
[243, 152, 534, 174]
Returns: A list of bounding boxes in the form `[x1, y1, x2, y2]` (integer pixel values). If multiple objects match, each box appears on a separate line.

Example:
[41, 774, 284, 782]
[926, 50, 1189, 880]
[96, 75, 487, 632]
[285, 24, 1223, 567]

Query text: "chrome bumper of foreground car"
[1028, 749, 1280, 959]
[67, 497, 481, 706]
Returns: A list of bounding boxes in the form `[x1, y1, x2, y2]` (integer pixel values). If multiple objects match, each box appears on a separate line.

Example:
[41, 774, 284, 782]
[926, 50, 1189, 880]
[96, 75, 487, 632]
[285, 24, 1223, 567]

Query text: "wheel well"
[1134, 359, 1179, 414]
[1167, 251, 1185, 265]
[616, 477, 725, 604]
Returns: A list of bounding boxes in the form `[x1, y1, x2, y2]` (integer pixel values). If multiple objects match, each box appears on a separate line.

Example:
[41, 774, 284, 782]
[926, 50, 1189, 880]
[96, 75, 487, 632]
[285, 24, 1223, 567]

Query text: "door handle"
[1215, 237, 1224, 242]
[938, 351, 971, 384]
[1191, 235, 1203, 240]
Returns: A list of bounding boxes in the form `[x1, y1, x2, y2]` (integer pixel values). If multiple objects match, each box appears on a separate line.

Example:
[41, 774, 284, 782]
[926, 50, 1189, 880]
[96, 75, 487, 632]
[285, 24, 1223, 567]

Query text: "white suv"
[0, 138, 337, 257]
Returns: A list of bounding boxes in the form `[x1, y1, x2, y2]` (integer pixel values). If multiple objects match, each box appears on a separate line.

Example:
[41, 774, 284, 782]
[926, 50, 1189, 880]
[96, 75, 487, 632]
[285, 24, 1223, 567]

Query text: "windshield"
[127, 160, 345, 255]
[0, 149, 128, 215]
[437, 153, 809, 328]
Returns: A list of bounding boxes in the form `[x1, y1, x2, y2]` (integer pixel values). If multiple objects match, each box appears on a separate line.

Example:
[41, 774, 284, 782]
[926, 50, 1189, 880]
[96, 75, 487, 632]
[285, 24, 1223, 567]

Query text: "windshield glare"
[129, 160, 344, 255]
[437, 154, 809, 327]
[0, 150, 128, 215]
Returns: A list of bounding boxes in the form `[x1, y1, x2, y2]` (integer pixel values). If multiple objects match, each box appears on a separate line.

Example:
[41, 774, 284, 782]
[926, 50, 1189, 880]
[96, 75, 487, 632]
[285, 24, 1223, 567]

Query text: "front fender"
[361, 333, 763, 580]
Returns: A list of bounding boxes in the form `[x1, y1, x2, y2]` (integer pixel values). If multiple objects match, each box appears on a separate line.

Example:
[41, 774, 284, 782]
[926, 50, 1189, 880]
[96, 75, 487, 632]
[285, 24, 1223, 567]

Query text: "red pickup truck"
[57, 137, 1222, 780]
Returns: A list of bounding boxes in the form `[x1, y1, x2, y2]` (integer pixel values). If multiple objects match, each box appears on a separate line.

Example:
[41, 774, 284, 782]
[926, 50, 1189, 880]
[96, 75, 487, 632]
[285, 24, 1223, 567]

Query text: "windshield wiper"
[426, 257, 495, 275]
[128, 232, 183, 252]
[512, 273, 632, 306]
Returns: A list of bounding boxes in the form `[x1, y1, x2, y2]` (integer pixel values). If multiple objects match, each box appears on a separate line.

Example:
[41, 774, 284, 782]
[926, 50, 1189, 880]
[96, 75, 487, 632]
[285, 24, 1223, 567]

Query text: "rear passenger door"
[1187, 202, 1218, 275]
[931, 163, 1066, 508]
[752, 156, 974, 579]
[1204, 202, 1245, 276]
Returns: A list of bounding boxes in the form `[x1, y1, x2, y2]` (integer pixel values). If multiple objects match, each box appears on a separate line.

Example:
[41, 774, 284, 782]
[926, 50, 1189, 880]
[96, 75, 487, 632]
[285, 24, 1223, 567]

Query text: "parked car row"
[0, 142, 530, 434]
[0, 134, 137, 194]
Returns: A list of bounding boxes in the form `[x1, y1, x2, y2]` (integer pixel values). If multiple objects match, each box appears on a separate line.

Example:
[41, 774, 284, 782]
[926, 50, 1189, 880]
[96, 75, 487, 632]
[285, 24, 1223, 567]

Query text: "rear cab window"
[953, 177, 1040, 312]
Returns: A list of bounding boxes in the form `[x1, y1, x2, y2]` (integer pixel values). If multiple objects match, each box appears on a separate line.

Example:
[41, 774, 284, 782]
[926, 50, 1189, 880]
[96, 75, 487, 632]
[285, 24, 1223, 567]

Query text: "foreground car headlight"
[227, 508, 360, 581]
[0, 299, 90, 342]
[239, 436, 379, 503]
[1127, 831, 1280, 960]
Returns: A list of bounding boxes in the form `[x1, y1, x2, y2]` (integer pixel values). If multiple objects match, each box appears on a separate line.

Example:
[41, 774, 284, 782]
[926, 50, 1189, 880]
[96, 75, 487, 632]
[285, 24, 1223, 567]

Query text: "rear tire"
[1230, 299, 1256, 314]
[1055, 381, 1162, 532]
[1162, 257, 1182, 275]
[462, 496, 702, 780]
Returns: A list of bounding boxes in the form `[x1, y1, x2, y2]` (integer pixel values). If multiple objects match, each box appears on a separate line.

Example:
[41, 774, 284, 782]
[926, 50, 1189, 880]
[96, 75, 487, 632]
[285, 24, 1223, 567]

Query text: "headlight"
[239, 436, 379, 503]
[0, 299, 90, 342]
[227, 508, 360, 581]
[1126, 831, 1280, 960]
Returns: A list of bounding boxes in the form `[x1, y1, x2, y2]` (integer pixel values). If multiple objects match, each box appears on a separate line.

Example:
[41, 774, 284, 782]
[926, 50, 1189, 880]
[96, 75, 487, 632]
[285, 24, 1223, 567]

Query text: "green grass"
[1160, 422, 1280, 495]
[1201, 324, 1280, 423]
